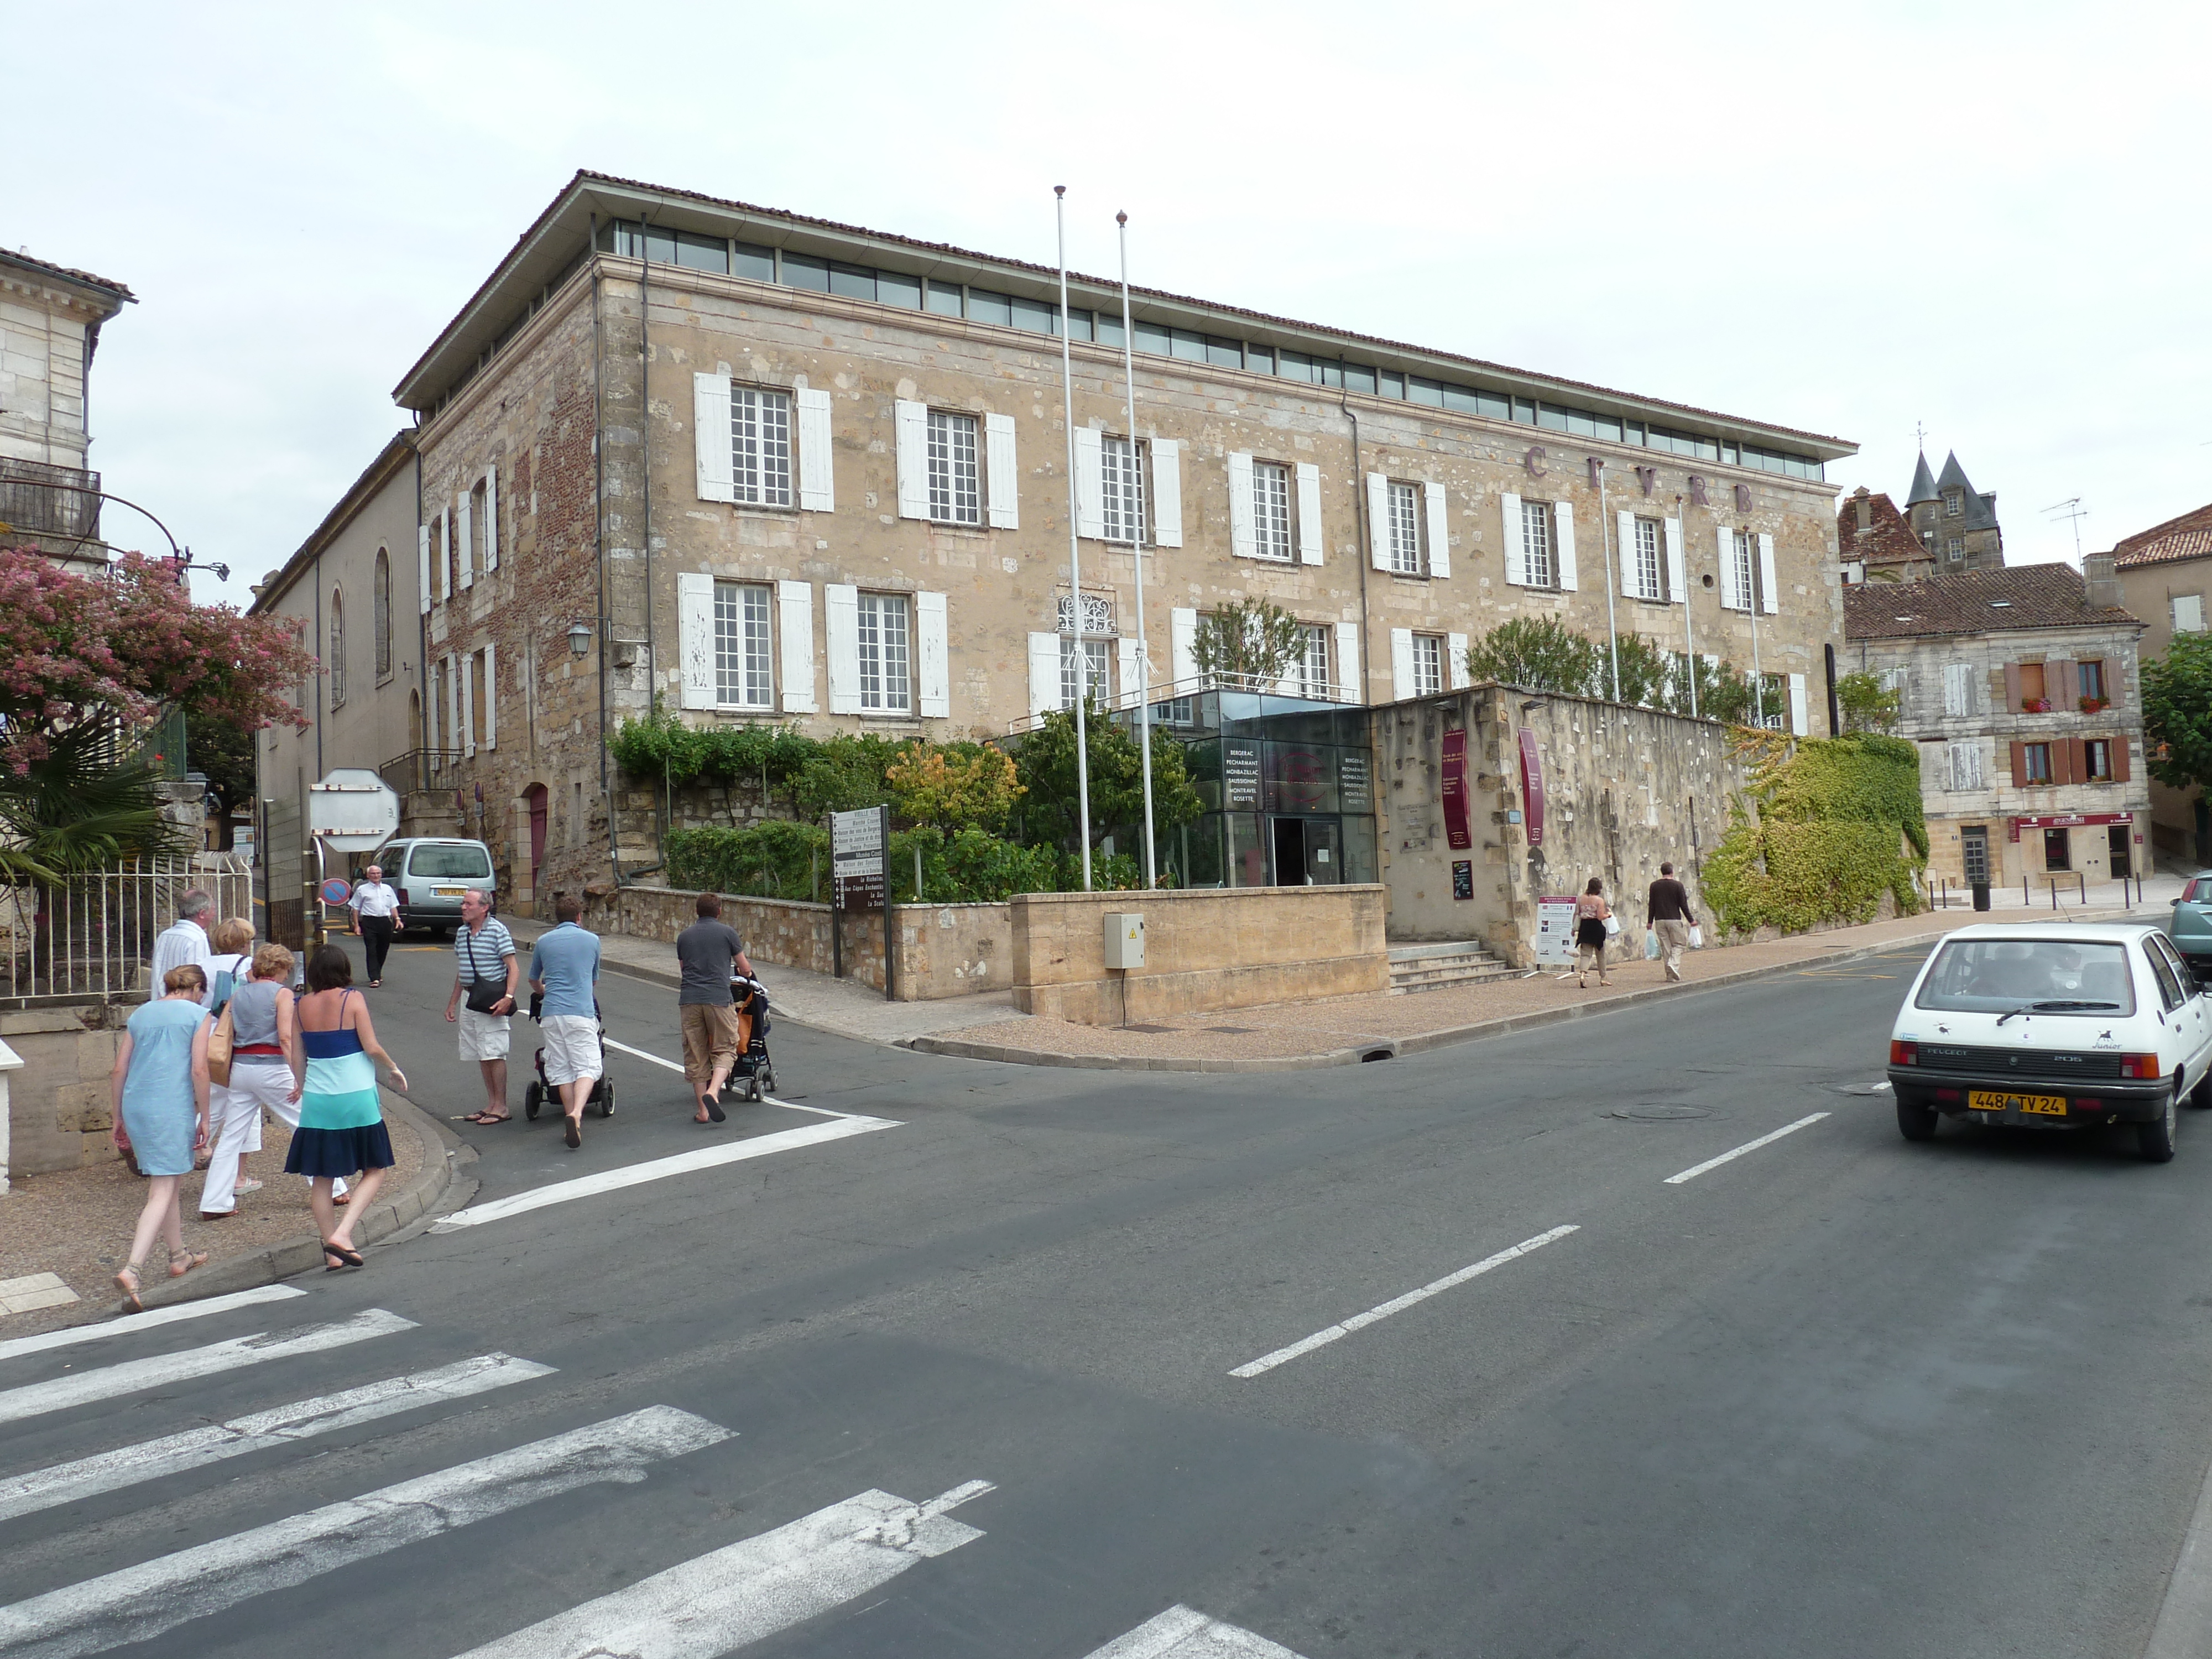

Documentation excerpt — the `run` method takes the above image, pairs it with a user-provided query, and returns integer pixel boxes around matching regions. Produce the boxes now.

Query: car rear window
[1914,938,2136,1015]
[406,844,492,880]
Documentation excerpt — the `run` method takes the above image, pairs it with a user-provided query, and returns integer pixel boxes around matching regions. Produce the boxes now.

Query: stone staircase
[1387,940,1521,994]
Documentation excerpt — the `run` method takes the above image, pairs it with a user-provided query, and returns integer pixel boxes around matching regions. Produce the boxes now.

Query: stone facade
[2111,504,2212,861]
[0,249,133,572]
[3,999,135,1178]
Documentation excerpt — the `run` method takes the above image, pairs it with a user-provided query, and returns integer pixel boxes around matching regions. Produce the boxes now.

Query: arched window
[328,589,346,710]
[373,548,392,680]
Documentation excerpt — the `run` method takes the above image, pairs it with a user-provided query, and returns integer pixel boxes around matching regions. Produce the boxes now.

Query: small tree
[1834,671,1901,734]
[1191,598,1304,689]
[1655,653,1759,726]
[1609,633,1676,709]
[886,741,1025,834]
[2144,633,2212,805]
[191,712,258,851]
[1013,702,1203,857]
[1462,616,1600,696]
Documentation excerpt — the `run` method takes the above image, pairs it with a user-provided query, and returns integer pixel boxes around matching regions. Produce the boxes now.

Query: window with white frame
[1520,500,1555,588]
[1631,516,1663,601]
[857,592,911,711]
[2177,594,2205,633]
[1729,530,1758,612]
[1300,625,1332,698]
[713,581,774,708]
[731,387,792,507]
[1386,481,1422,575]
[1060,637,1110,709]
[1947,740,1982,791]
[1946,536,1964,562]
[926,410,980,525]
[1412,634,1444,697]
[1943,661,1975,717]
[1251,460,1292,561]
[1102,435,1146,545]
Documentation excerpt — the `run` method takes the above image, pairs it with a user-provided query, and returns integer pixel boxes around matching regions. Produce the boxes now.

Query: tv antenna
[2042,497,2088,562]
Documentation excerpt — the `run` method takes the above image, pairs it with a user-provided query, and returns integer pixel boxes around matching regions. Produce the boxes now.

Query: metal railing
[0,458,101,541]
[0,855,253,1003]
[1001,672,1359,738]
[380,748,465,797]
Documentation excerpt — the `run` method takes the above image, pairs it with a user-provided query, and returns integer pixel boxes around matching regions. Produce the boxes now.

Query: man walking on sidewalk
[529,895,603,1150]
[348,864,401,987]
[1648,862,1699,984]
[149,889,214,1005]
[444,889,519,1125]
[675,892,754,1125]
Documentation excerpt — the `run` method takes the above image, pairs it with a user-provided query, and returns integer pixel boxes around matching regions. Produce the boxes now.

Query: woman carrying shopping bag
[1573,878,1616,989]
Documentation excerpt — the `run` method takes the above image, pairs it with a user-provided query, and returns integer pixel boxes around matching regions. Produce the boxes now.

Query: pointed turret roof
[1929,450,2000,530]
[1905,451,1939,507]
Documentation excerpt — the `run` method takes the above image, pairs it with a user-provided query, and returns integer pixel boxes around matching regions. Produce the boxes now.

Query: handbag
[459,926,512,1016]
[207,1003,236,1087]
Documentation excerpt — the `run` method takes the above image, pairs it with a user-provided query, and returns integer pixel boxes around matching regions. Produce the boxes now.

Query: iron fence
[380,748,465,797]
[0,458,102,542]
[0,855,253,1003]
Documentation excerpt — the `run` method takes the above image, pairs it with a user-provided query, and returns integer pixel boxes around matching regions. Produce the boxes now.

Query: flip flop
[465,1113,510,1125]
[564,1116,581,1149]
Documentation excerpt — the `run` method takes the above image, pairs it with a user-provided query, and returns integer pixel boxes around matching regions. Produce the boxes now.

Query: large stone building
[1843,561,2147,892]
[0,248,133,571]
[1902,450,2004,574]
[2110,498,2212,860]
[275,170,1856,915]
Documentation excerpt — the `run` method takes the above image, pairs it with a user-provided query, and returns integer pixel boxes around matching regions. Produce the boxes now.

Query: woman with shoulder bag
[1573,877,1616,990]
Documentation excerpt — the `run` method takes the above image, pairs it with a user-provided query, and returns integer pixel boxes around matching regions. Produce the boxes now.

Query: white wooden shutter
[1227,452,1256,560]
[460,650,476,758]
[778,579,816,713]
[825,584,860,714]
[1716,525,1742,611]
[1171,606,1198,690]
[985,412,1018,530]
[695,372,734,503]
[796,387,834,513]
[916,590,950,718]
[1500,492,1526,585]
[1944,661,1973,717]
[1117,636,1142,704]
[1424,481,1451,578]
[1448,632,1470,691]
[1663,516,1686,604]
[416,525,431,616]
[456,493,473,591]
[1788,671,1808,736]
[1334,621,1360,703]
[677,571,716,710]
[1554,500,1578,591]
[1074,426,1105,540]
[894,400,928,519]
[1296,462,1323,564]
[482,641,497,748]
[1757,531,1780,615]
[1027,632,1061,717]
[483,464,498,571]
[1366,473,1391,572]
[445,654,459,754]
[439,513,451,602]
[1618,510,1638,598]
[1151,439,1182,547]
[1390,628,1416,701]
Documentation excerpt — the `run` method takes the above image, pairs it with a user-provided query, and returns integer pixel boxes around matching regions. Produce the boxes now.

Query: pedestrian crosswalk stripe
[0,1285,307,1365]
[0,1353,556,1522]
[0,1405,730,1659]
[599,1035,859,1119]
[431,1114,900,1230]
[1084,1605,1312,1658]
[0,1308,418,1427]
[443,1479,993,1659]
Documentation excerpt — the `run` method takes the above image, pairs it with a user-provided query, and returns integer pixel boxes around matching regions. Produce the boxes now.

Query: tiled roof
[1838,489,1927,567]
[2111,501,2212,570]
[1843,563,2141,640]
[0,248,134,302]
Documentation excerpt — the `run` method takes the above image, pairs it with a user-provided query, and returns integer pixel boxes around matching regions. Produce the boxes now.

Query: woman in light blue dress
[109,963,215,1310]
[288,945,408,1268]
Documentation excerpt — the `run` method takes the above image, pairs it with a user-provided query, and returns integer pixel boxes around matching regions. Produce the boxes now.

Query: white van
[363,838,496,938]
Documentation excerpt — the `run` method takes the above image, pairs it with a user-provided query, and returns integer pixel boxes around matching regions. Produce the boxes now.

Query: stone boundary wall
[4,998,135,1178]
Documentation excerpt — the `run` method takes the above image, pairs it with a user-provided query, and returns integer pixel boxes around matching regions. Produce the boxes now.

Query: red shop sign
[1519,728,1545,847]
[2013,812,2133,830]
[1442,729,1472,851]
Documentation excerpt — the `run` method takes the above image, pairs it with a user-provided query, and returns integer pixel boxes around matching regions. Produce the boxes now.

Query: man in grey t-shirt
[674,891,754,1123]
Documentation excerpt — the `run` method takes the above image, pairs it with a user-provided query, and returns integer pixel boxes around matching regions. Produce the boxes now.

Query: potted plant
[2080,696,2109,713]
[2022,696,2052,713]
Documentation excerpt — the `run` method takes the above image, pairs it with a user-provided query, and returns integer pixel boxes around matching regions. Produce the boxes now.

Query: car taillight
[1890,1040,1917,1066]
[2074,1098,2104,1111]
[2119,1054,2163,1079]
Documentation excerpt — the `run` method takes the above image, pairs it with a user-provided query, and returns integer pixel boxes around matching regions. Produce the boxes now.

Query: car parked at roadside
[1886,922,2212,1162]
[359,837,496,938]
[2163,872,2212,984]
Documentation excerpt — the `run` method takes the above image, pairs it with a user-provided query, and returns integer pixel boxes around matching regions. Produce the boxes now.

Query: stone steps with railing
[1387,940,1520,993]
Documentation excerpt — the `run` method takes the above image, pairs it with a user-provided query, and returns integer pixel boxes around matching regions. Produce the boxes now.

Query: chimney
[1853,486,1872,533]
[2083,552,2122,609]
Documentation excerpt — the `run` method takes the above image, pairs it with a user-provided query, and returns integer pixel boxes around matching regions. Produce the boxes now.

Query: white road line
[432,1115,899,1230]
[0,1285,307,1365]
[444,1478,992,1658]
[1086,1605,1311,1658]
[1230,1225,1579,1380]
[0,1353,555,1522]
[0,1308,418,1427]
[0,1405,729,1659]
[601,1035,852,1118]
[603,1036,685,1072]
[1661,1112,1832,1185]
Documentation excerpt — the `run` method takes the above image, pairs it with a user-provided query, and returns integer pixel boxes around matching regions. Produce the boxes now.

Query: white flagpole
[1056,186,1093,891]
[1118,211,1158,890]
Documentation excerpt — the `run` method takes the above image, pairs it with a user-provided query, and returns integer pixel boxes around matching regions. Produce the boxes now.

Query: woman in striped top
[286,944,409,1268]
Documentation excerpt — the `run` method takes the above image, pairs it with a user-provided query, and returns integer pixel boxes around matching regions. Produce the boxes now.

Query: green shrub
[665,821,831,901]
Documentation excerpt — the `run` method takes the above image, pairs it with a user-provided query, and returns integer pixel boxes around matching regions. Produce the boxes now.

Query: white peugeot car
[1886,922,2212,1163]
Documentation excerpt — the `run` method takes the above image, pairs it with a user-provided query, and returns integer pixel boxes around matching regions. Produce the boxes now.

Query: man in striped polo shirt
[443,889,520,1125]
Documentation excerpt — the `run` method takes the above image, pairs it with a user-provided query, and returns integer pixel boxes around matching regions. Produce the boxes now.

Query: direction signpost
[830,806,893,1001]
[306,769,399,948]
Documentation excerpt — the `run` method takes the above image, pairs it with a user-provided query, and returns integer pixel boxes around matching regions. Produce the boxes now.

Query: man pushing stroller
[674,892,755,1124]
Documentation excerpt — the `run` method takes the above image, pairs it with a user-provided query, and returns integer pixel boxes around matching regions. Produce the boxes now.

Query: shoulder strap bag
[207,1002,235,1087]
[460,927,511,1015]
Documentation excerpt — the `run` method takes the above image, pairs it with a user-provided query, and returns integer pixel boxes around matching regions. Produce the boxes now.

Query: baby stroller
[729,974,776,1103]
[521,993,617,1121]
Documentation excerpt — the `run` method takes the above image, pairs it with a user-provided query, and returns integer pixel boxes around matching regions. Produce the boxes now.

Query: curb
[132,1088,471,1314]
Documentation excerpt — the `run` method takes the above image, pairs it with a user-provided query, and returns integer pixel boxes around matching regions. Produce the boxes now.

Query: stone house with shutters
[2110,499,2212,862]
[1,248,134,572]
[317,170,1853,910]
[1843,561,2147,892]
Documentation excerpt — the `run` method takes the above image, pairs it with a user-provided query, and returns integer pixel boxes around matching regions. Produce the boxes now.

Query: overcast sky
[12,1,2206,608]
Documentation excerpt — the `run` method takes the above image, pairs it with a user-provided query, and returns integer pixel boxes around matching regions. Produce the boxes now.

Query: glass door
[1304,817,1343,883]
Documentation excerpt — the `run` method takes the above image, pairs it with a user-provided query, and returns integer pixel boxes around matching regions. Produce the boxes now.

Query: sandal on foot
[564,1116,581,1149]
[466,1112,510,1125]
[114,1265,143,1312]
[706,1096,726,1123]
[331,1192,349,1206]
[322,1240,364,1269]
[168,1249,209,1280]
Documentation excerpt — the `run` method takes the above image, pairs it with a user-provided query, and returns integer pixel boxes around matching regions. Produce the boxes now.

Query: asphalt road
[6,935,2212,1658]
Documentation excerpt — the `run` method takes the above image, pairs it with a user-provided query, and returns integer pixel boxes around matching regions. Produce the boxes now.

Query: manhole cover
[1611,1104,1713,1121]
[1832,1081,1893,1096]
[1123,1024,1182,1034]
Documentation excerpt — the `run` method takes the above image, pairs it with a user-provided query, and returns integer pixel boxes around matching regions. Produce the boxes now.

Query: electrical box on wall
[1103,912,1145,969]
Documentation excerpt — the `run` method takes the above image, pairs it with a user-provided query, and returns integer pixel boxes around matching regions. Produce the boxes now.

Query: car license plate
[434,886,465,897]
[1968,1090,2067,1116]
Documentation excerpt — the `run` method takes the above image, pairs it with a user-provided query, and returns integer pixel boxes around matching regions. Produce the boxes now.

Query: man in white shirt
[148,889,215,1005]
[348,862,402,987]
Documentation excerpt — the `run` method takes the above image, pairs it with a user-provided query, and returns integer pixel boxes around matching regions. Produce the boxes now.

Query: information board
[1452,859,1474,901]
[1222,741,1261,809]
[1339,751,1372,812]
[1535,895,1579,966]
[831,807,885,911]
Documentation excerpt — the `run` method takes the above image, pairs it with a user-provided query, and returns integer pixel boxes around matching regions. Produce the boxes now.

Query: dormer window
[1944,491,1964,517]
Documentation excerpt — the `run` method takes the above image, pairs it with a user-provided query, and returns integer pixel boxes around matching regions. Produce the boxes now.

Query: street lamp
[568,621,593,657]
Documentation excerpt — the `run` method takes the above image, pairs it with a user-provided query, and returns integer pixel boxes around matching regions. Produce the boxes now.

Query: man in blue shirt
[528,895,603,1149]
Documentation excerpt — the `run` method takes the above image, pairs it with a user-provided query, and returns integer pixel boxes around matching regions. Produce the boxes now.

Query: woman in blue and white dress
[109,963,215,1309]
[286,945,409,1268]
